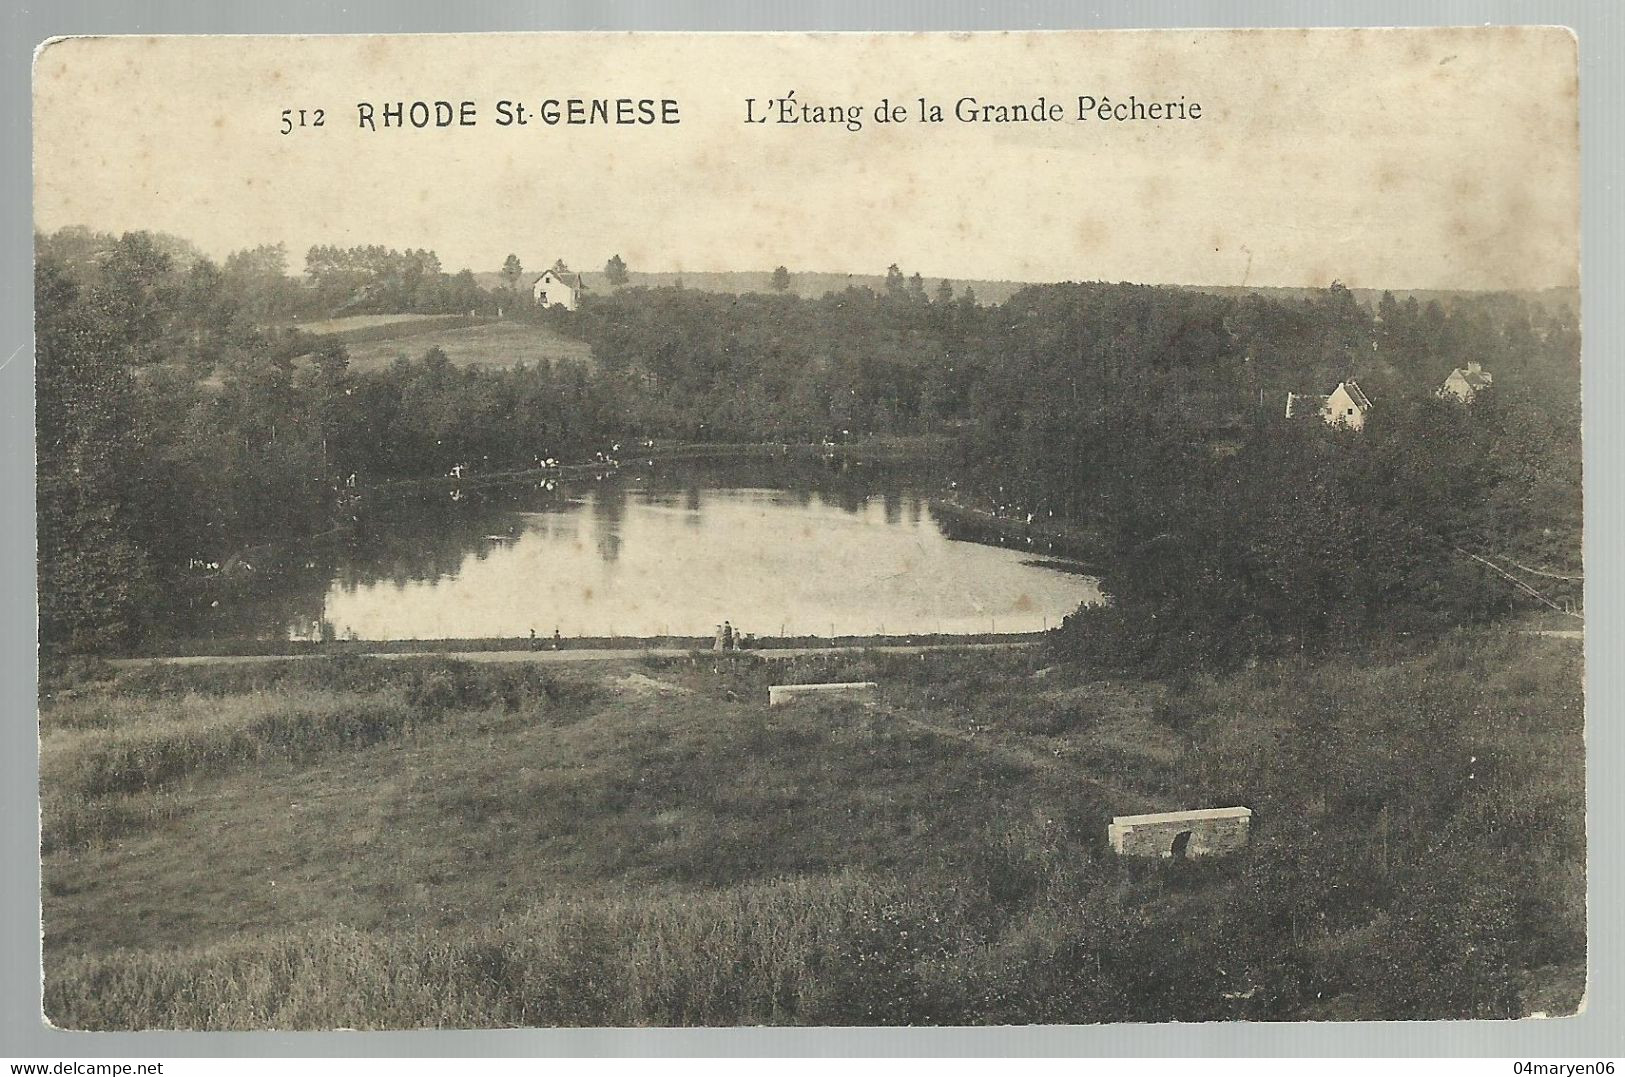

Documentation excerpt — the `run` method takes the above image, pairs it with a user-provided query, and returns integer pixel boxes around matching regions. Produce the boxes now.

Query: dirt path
[108,641,1040,669]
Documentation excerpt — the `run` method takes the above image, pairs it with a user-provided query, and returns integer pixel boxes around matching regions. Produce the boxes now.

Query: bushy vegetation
[41,634,1584,1028]
[1058,386,1581,670]
[301,245,495,318]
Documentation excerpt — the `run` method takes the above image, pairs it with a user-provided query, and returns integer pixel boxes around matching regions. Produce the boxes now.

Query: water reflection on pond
[194,459,1102,642]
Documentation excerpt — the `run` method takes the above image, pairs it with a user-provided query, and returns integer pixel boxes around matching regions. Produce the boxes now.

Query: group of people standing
[713,620,752,651]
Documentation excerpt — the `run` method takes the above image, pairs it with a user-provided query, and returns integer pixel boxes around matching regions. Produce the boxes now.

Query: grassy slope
[40,631,1584,1028]
[195,318,590,389]
[42,651,1119,953]
[334,319,593,373]
[280,314,452,335]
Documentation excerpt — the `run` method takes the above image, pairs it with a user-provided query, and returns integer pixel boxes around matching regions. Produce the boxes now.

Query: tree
[36,257,158,649]
[308,339,353,476]
[935,279,955,304]
[301,243,486,316]
[312,337,350,382]
[223,243,298,323]
[501,254,524,292]
[771,265,791,293]
[552,258,571,276]
[885,263,908,301]
[604,254,629,286]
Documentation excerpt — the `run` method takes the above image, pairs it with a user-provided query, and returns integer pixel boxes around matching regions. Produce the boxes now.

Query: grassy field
[40,629,1585,1028]
[283,314,454,336]
[336,319,594,373]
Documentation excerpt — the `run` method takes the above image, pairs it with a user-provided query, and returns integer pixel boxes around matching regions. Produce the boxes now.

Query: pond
[179,457,1102,642]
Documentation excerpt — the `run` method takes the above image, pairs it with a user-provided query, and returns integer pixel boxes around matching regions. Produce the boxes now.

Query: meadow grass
[282,313,454,336]
[40,658,597,854]
[340,320,594,373]
[40,630,1586,1027]
[45,872,958,1029]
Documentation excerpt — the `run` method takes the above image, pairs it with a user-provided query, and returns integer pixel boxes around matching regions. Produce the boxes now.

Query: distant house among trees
[1286,379,1372,430]
[1439,361,1494,403]
[532,268,583,310]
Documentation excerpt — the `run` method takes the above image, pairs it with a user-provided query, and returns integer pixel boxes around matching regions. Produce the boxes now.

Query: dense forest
[35,229,1581,659]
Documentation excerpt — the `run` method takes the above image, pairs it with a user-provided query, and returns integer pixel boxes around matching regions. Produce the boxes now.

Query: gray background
[1,0,1617,1058]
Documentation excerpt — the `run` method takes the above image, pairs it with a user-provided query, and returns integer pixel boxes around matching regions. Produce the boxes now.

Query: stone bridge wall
[768,681,879,706]
[1108,807,1252,859]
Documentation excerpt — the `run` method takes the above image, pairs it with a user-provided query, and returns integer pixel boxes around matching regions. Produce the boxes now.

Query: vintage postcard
[33,29,1582,1028]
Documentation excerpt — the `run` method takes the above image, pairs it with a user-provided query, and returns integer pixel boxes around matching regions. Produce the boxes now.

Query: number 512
[280,108,325,134]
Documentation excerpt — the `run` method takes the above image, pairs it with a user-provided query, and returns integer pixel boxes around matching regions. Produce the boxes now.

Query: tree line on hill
[35,227,1580,657]
[1057,386,1580,670]
[38,228,503,327]
[952,282,1580,667]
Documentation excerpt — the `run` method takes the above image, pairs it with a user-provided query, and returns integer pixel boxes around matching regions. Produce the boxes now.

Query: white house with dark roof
[531,268,583,310]
[1439,361,1494,403]
[1285,379,1372,430]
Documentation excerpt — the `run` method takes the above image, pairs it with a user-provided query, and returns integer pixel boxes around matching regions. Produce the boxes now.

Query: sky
[32,29,1579,291]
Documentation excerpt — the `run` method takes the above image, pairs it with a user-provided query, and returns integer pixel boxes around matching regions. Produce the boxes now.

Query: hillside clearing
[339,319,594,372]
[281,313,450,335]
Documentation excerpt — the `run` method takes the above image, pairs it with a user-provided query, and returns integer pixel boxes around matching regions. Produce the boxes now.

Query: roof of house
[533,269,583,288]
[1338,380,1372,410]
[1449,367,1494,390]
[1110,806,1253,827]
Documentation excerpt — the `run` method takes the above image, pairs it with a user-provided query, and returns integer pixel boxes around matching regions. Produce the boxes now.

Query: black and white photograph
[31,28,1583,1029]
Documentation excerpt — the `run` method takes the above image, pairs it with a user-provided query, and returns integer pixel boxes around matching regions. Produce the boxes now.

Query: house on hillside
[532,268,583,311]
[1439,361,1494,403]
[1285,379,1372,430]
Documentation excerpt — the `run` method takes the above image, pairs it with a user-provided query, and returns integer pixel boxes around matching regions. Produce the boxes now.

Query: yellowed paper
[35,30,1583,1030]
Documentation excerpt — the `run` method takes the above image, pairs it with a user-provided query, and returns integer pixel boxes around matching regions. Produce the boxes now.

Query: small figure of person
[723,620,734,651]
[529,628,538,650]
[552,627,562,650]
[713,624,725,652]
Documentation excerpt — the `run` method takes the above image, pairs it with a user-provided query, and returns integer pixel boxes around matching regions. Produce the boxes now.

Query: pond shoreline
[179,436,956,587]
[103,638,1047,667]
[106,630,1053,661]
[130,438,1105,660]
